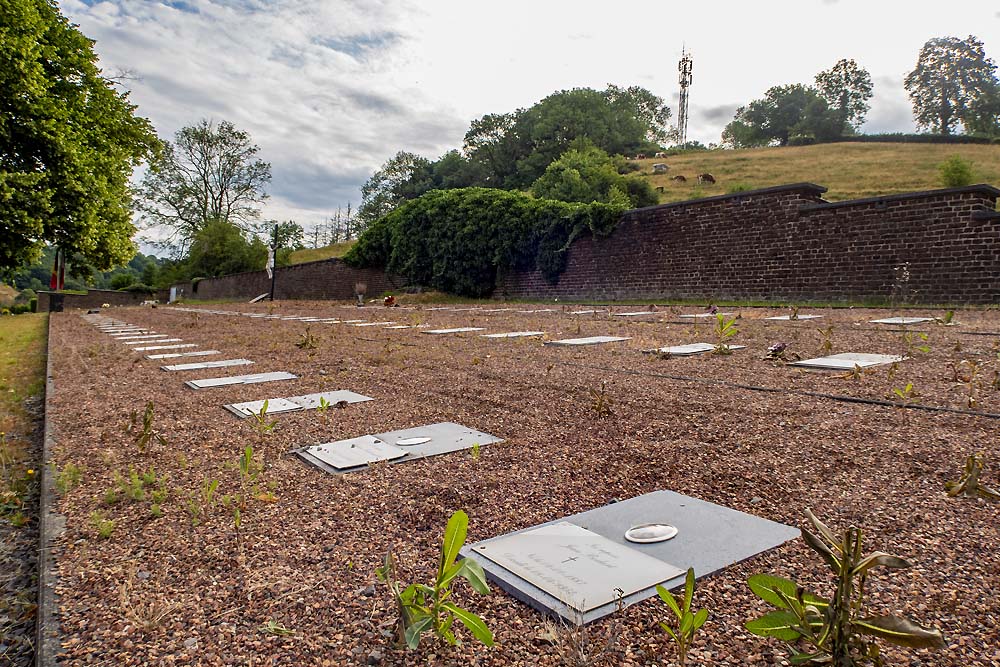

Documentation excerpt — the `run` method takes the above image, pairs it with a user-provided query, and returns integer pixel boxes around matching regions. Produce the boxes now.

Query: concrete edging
[36,312,64,667]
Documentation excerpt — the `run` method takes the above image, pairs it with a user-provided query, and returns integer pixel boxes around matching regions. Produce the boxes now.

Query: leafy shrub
[938,154,974,187]
[836,132,998,145]
[345,188,624,296]
[109,273,136,289]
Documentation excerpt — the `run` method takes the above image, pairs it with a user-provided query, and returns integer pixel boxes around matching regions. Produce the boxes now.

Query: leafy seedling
[589,382,613,418]
[295,327,318,350]
[712,313,738,355]
[128,401,167,453]
[945,453,999,500]
[375,510,493,649]
[746,509,944,665]
[657,568,709,667]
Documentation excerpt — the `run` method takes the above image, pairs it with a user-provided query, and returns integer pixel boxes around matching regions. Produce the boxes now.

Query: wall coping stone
[799,184,1000,214]
[623,182,829,217]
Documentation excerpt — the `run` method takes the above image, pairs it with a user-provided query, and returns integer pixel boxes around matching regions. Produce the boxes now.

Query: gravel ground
[45,302,1000,666]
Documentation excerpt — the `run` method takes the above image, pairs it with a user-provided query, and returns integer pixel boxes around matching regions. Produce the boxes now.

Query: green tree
[0,0,160,275]
[463,113,519,186]
[109,273,135,290]
[604,84,674,144]
[814,59,874,132]
[721,85,840,147]
[531,144,657,208]
[938,154,974,187]
[185,219,267,278]
[356,151,431,232]
[904,35,999,135]
[139,120,271,251]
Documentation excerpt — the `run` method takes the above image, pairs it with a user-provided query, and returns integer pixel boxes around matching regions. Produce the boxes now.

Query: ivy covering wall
[343,188,624,297]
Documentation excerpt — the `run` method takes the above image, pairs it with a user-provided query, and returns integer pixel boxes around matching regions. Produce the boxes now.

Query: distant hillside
[287,241,355,265]
[636,142,1000,203]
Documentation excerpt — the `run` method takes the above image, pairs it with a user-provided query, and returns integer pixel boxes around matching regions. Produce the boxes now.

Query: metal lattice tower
[676,48,693,146]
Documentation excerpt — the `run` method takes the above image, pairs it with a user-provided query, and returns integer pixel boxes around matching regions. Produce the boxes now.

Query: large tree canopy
[0,0,160,274]
[904,35,999,135]
[814,59,874,132]
[721,84,841,148]
[138,119,271,252]
[531,144,658,208]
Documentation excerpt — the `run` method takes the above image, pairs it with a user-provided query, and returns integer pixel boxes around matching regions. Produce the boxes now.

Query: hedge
[789,133,999,146]
[344,188,624,297]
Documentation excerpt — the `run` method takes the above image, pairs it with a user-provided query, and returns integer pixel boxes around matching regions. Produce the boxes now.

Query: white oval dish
[396,437,432,446]
[624,523,678,543]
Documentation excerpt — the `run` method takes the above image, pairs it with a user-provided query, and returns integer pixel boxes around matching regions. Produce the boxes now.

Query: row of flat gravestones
[77,307,927,624]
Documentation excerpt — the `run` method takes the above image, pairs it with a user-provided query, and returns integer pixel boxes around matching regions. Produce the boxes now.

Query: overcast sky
[62,0,999,242]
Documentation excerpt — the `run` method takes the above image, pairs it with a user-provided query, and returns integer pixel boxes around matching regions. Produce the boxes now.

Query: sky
[61,0,1000,246]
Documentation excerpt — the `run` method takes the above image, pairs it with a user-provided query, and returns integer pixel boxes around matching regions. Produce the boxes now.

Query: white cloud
[60,0,999,244]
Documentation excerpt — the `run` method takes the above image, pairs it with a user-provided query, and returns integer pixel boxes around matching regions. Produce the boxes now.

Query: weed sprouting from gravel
[296,328,319,350]
[89,510,116,539]
[54,462,82,495]
[946,453,999,500]
[588,382,613,418]
[658,569,708,667]
[126,401,167,454]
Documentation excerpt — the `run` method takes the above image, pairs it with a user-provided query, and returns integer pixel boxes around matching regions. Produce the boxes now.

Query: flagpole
[269,223,278,301]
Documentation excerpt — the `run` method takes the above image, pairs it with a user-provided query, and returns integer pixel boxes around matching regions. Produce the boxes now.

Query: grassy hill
[636,142,1000,204]
[286,241,355,265]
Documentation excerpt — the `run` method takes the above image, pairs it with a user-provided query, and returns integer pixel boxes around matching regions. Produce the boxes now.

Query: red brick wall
[175,258,403,301]
[38,288,168,311]
[497,183,1000,304]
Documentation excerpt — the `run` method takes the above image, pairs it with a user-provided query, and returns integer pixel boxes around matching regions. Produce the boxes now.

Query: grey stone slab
[869,317,933,325]
[790,352,906,370]
[145,350,221,359]
[423,327,486,334]
[570,310,606,315]
[161,359,254,372]
[765,315,823,321]
[124,337,181,345]
[517,309,556,313]
[307,436,409,469]
[652,343,747,356]
[545,336,630,346]
[481,331,546,339]
[679,312,734,318]
[133,343,197,351]
[295,422,502,474]
[111,333,165,340]
[353,321,394,327]
[384,325,412,329]
[185,371,297,389]
[615,311,659,317]
[287,390,373,410]
[471,522,683,614]
[223,397,304,417]
[461,490,799,624]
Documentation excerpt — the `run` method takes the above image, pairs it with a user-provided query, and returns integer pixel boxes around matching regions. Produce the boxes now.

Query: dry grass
[0,284,19,307]
[286,241,356,265]
[0,313,47,459]
[637,142,1000,203]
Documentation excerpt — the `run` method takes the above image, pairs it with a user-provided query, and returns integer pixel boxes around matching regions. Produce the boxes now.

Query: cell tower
[676,47,693,146]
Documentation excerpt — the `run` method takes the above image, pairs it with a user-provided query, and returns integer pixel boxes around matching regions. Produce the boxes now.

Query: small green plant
[127,401,167,453]
[789,305,800,320]
[295,327,318,350]
[945,453,999,500]
[55,462,83,495]
[470,441,481,461]
[712,313,738,355]
[588,381,613,417]
[187,477,220,526]
[938,154,974,187]
[818,326,834,355]
[9,510,28,527]
[935,310,956,326]
[891,382,919,406]
[89,510,116,539]
[316,396,330,416]
[259,620,295,636]
[746,509,944,666]
[250,400,278,435]
[835,364,864,382]
[375,510,493,649]
[149,504,163,518]
[657,568,709,667]
[899,331,930,357]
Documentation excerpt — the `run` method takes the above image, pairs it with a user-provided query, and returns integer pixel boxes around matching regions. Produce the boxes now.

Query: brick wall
[38,288,169,312]
[174,258,403,301]
[497,183,1000,304]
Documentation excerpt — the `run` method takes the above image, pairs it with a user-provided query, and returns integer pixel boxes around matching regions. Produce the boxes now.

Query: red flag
[50,249,58,290]
[58,249,65,290]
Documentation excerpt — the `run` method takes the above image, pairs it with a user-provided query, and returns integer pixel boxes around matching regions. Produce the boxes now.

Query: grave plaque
[791,352,905,370]
[124,338,181,344]
[546,336,630,346]
[185,371,297,389]
[471,522,683,613]
[615,311,658,317]
[482,331,546,338]
[288,390,372,409]
[678,312,734,318]
[570,310,605,315]
[869,317,933,325]
[765,315,822,321]
[462,490,799,624]
[653,343,748,356]
[306,436,408,469]
[423,327,486,334]
[146,350,221,359]
[161,359,254,372]
[112,334,166,340]
[134,343,197,351]
[384,325,412,329]
[353,322,393,327]
[224,397,304,416]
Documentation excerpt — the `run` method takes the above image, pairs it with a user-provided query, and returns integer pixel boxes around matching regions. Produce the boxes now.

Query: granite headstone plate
[482,331,546,338]
[423,327,486,334]
[545,336,631,346]
[146,350,221,359]
[615,311,659,317]
[223,397,304,417]
[134,343,197,351]
[678,313,734,318]
[185,371,297,389]
[125,338,182,345]
[570,310,606,315]
[295,422,503,474]
[471,522,683,613]
[306,436,409,469]
[161,359,254,372]
[652,343,747,356]
[790,352,906,370]
[869,317,933,325]
[112,334,166,340]
[287,390,372,410]
[462,490,799,624]
[765,315,823,321]
[353,322,394,327]
[384,325,412,329]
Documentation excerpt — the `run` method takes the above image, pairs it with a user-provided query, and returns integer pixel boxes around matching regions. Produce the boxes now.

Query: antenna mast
[677,47,693,146]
